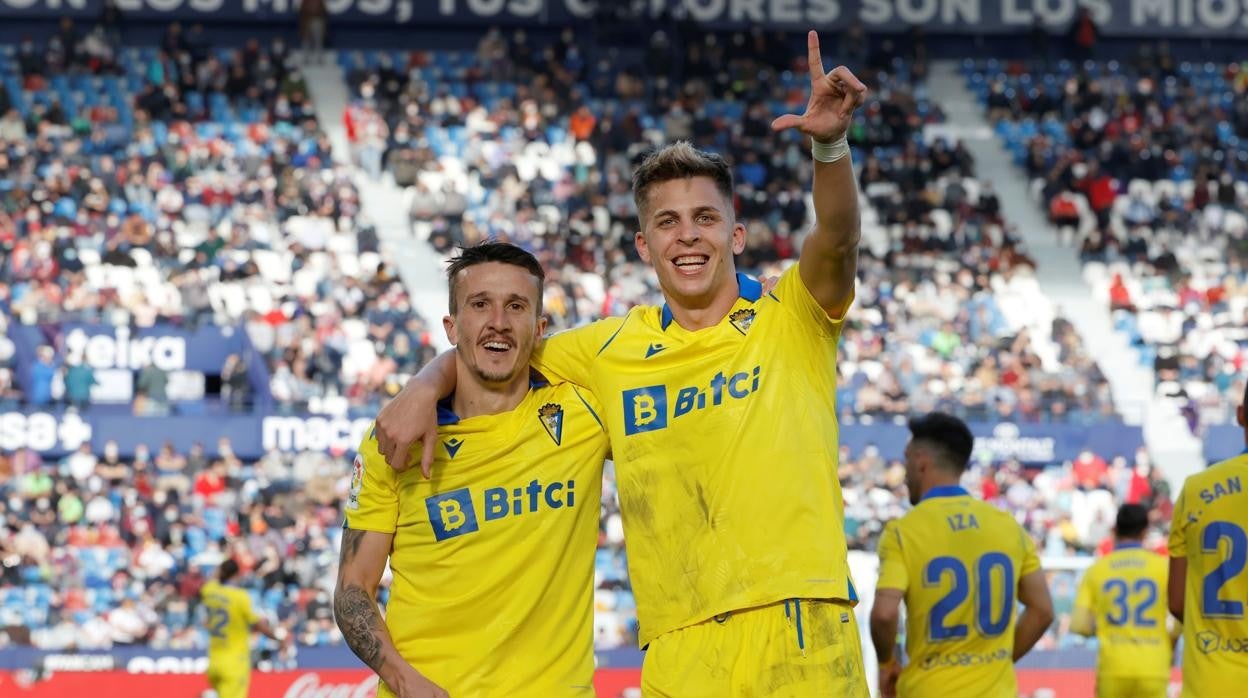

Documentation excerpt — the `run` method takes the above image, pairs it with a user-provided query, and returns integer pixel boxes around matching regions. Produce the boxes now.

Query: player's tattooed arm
[336,582,384,671]
[334,528,449,696]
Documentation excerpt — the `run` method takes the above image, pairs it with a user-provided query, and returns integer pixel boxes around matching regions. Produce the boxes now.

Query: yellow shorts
[206,666,250,698]
[1097,675,1168,698]
[641,598,868,698]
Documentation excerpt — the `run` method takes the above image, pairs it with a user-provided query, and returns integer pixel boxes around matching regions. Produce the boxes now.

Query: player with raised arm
[334,243,609,697]
[372,30,870,696]
[1169,380,1248,698]
[1071,503,1176,698]
[869,413,1054,698]
[201,558,288,698]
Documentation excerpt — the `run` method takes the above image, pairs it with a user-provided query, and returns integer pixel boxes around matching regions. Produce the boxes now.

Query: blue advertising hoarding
[0,0,1245,37]
[1203,424,1245,464]
[0,409,1144,462]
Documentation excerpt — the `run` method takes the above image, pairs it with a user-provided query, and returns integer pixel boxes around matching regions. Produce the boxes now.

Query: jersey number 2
[206,607,230,639]
[925,553,1015,641]
[1202,521,1247,618]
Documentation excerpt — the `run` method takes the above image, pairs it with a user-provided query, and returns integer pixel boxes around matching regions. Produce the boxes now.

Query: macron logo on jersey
[645,343,666,358]
[622,365,762,436]
[444,438,465,459]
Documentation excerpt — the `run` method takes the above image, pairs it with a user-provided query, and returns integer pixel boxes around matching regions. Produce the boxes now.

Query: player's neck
[451,368,529,420]
[664,283,740,331]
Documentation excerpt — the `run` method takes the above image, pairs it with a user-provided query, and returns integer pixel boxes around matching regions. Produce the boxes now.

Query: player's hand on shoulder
[375,382,440,478]
[759,274,780,296]
[771,30,868,143]
[390,666,451,698]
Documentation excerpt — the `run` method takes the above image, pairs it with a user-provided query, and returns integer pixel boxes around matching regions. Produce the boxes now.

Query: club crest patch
[539,403,564,446]
[729,308,756,335]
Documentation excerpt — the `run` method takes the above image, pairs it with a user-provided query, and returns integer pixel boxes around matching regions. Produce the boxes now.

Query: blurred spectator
[298,0,329,65]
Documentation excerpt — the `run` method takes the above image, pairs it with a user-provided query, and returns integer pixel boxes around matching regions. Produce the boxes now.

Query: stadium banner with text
[8,323,246,375]
[0,411,1144,461]
[1204,424,1245,464]
[1,0,1247,37]
[839,421,1144,464]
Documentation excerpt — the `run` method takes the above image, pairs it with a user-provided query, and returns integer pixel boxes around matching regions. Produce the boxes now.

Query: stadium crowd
[0,21,434,417]
[971,55,1248,427]
[0,19,1207,664]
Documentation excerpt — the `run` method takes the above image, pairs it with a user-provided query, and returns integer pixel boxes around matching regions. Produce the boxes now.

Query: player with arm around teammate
[869,413,1054,698]
[1168,380,1248,697]
[370,31,871,697]
[334,243,609,697]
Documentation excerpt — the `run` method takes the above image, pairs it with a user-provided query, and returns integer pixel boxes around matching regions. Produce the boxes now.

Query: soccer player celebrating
[375,31,870,695]
[201,558,289,698]
[335,243,609,697]
[1169,381,1248,698]
[1071,504,1176,698]
[869,413,1054,698]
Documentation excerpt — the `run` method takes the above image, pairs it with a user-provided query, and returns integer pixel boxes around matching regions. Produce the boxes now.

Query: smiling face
[443,261,546,387]
[635,176,746,313]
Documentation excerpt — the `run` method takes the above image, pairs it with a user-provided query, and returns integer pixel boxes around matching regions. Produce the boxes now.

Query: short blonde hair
[631,141,735,222]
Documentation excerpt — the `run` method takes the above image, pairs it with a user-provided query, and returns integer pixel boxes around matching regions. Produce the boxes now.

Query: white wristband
[811,136,850,163]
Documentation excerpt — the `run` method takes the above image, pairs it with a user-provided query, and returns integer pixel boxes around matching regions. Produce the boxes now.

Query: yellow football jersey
[201,580,259,670]
[532,265,855,646]
[344,383,609,698]
[876,486,1041,698]
[1072,544,1173,680]
[1168,451,1248,698]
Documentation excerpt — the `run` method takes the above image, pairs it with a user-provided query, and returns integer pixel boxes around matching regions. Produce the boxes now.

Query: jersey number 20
[925,553,1015,641]
[1202,521,1247,618]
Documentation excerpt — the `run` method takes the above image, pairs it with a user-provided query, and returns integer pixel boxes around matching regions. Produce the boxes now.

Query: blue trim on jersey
[1114,541,1144,550]
[794,599,805,651]
[597,317,629,355]
[660,273,763,330]
[572,386,604,432]
[848,579,859,603]
[737,272,763,302]
[436,398,460,426]
[920,485,970,502]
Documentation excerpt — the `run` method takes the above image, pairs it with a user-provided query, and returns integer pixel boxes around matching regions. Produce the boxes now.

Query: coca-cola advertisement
[0,669,647,697]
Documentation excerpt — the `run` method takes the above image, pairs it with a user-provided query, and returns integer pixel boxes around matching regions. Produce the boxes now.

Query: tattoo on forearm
[335,584,384,673]
[340,527,366,566]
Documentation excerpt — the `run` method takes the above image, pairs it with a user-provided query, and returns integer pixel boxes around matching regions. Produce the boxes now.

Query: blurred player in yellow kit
[1169,381,1248,698]
[374,30,872,696]
[334,243,609,697]
[870,413,1054,698]
[201,558,287,698]
[1072,504,1177,698]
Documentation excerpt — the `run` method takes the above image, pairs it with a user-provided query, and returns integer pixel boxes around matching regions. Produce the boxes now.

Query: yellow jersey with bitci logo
[533,264,856,647]
[344,384,608,697]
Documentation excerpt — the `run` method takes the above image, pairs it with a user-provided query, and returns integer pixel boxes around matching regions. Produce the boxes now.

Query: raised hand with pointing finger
[771,30,868,143]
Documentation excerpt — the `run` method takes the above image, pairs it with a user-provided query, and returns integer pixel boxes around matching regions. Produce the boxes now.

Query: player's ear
[635,229,652,264]
[731,220,747,255]
[535,314,548,340]
[442,315,458,346]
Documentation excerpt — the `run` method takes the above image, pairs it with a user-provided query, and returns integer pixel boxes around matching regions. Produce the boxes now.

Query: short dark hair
[908,412,976,474]
[445,242,545,315]
[218,557,240,583]
[632,141,735,223]
[1115,504,1150,539]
